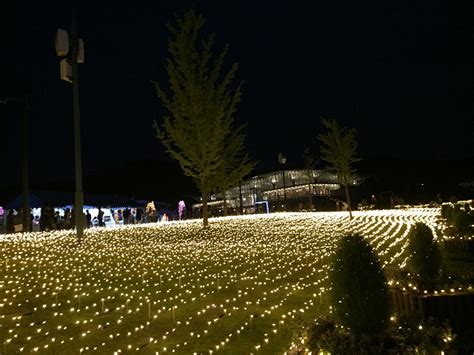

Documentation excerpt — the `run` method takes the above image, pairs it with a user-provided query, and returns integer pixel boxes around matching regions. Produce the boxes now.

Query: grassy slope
[0,209,439,354]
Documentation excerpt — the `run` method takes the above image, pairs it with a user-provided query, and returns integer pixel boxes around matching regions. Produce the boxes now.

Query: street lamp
[278,153,287,210]
[55,14,85,241]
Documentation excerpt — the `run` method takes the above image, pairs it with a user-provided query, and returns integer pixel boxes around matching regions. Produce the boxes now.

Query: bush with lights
[453,209,472,233]
[445,205,454,223]
[1,208,463,353]
[329,234,389,336]
[305,315,454,354]
[406,223,442,287]
[440,204,449,219]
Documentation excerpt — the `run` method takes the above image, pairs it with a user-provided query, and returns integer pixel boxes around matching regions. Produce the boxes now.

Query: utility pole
[71,15,84,241]
[55,12,85,241]
[21,97,30,232]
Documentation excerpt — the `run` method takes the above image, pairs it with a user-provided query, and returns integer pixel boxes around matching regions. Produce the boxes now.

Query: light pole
[1,97,30,232]
[55,13,85,241]
[278,153,287,210]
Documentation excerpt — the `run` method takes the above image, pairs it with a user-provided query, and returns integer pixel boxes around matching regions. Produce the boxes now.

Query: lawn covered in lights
[0,209,441,354]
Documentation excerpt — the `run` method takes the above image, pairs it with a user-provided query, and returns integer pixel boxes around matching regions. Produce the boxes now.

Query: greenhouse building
[192,169,361,216]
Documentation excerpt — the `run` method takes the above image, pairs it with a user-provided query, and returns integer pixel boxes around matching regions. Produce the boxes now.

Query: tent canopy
[5,191,169,210]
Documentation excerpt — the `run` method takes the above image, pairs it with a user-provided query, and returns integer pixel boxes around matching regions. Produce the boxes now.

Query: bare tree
[318,117,360,219]
[153,11,243,227]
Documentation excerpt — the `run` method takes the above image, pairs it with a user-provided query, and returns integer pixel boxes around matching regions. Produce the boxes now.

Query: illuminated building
[193,169,361,215]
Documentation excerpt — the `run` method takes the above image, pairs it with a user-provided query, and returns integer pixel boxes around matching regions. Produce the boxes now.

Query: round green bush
[445,205,453,223]
[407,223,442,282]
[330,235,389,336]
[453,210,471,232]
[452,205,461,222]
[440,204,449,219]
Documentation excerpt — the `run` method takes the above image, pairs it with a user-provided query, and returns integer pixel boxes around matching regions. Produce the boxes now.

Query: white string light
[1,208,454,353]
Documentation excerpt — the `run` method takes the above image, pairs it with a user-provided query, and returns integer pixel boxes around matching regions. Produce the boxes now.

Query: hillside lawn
[0,209,441,354]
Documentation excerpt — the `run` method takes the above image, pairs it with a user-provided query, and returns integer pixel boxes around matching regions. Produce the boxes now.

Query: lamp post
[55,13,85,241]
[278,153,287,210]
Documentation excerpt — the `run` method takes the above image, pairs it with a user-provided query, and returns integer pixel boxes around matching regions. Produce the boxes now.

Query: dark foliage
[330,235,389,336]
[306,316,453,354]
[445,205,453,223]
[452,328,474,354]
[407,223,442,284]
[453,209,471,232]
[440,204,449,219]
[452,204,461,218]
[306,317,338,352]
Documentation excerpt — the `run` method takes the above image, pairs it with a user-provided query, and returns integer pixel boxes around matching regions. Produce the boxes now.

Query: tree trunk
[306,172,314,211]
[223,191,228,216]
[239,182,244,215]
[344,184,353,220]
[201,187,209,227]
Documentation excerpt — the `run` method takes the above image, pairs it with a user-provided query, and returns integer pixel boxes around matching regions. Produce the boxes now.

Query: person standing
[136,208,143,224]
[39,205,47,231]
[70,208,76,230]
[54,210,60,229]
[86,210,92,228]
[97,207,104,227]
[29,210,33,232]
[6,210,14,233]
[123,208,130,225]
[64,208,71,229]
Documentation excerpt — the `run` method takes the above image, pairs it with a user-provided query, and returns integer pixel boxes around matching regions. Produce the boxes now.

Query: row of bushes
[330,224,442,334]
[306,316,453,354]
[441,203,472,232]
[303,223,459,353]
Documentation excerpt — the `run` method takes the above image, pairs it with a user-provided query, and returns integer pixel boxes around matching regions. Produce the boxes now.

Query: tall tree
[302,147,317,210]
[213,125,255,216]
[152,11,243,227]
[318,117,360,219]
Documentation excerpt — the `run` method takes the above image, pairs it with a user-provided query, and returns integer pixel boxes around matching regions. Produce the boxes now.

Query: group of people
[1,203,180,234]
[3,208,27,233]
[87,207,169,227]
[39,205,77,231]
[1,205,78,233]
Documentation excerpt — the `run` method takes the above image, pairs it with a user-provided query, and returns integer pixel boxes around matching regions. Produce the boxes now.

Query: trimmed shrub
[440,204,449,219]
[330,235,389,336]
[453,210,471,232]
[446,205,453,223]
[306,317,383,354]
[306,316,454,354]
[306,317,340,352]
[452,205,461,222]
[407,223,442,283]
[397,197,405,205]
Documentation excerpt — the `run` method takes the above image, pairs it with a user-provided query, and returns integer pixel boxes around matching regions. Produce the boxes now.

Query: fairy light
[1,208,460,353]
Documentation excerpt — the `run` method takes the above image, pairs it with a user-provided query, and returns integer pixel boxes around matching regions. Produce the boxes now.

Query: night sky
[1,1,473,188]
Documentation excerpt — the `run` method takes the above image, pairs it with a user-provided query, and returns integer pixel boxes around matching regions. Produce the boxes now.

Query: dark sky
[1,1,473,187]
